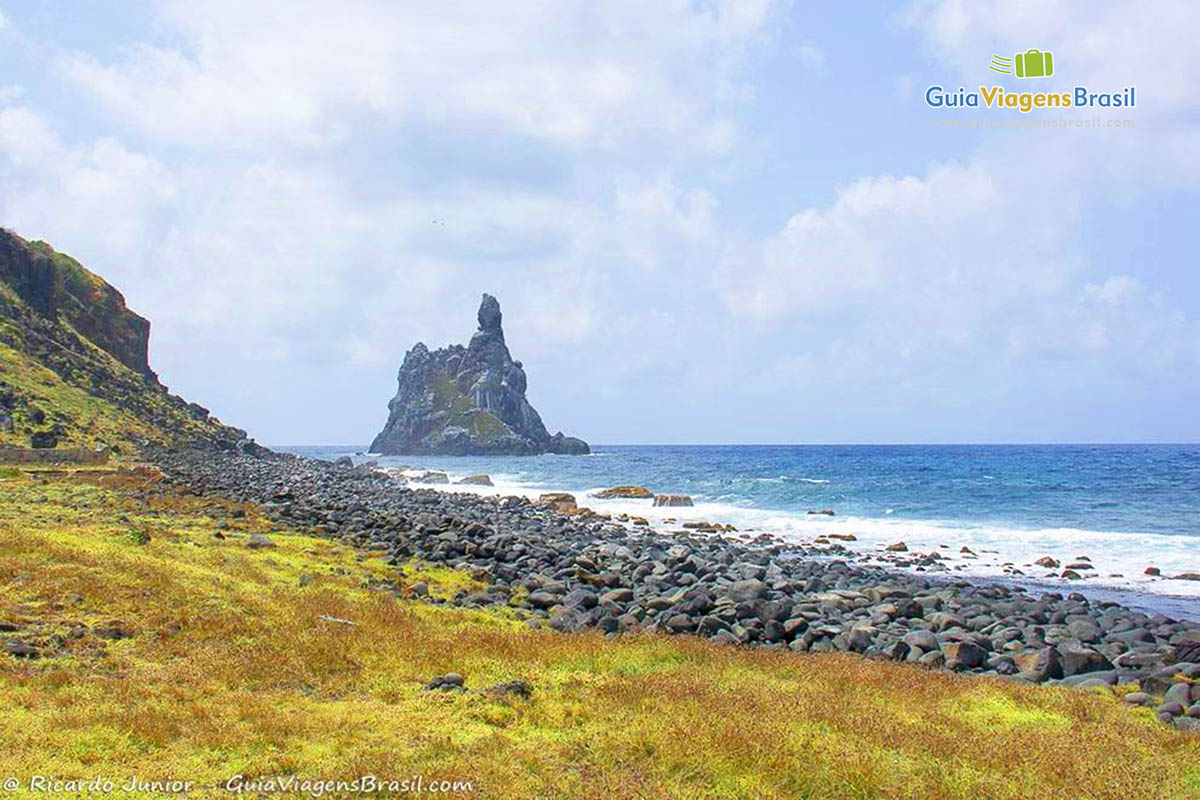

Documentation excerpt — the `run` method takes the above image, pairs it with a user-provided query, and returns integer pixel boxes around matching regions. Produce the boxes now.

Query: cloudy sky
[1,1,1196,445]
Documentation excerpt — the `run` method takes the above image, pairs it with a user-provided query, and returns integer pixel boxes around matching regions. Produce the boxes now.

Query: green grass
[0,471,1197,799]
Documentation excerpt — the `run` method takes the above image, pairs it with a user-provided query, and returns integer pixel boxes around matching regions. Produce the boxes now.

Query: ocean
[277,444,1200,618]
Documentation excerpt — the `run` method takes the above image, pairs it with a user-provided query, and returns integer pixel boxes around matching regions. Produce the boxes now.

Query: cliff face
[0,227,260,453]
[370,294,589,456]
[0,230,154,379]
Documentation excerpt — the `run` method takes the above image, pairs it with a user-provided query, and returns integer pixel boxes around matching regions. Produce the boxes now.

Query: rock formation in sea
[370,294,589,456]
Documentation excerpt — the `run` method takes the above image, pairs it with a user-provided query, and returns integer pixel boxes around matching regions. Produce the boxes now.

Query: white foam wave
[396,468,1200,607]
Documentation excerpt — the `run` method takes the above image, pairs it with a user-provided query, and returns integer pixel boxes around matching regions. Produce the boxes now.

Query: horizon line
[269,441,1200,449]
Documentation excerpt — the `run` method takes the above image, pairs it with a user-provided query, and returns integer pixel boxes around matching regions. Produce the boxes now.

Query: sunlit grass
[0,472,1197,799]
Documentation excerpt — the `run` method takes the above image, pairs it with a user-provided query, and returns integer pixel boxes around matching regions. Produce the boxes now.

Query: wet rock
[457,474,493,486]
[653,494,694,507]
[594,486,653,499]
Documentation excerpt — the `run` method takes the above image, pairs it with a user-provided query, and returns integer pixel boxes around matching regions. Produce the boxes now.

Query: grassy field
[1,467,1198,799]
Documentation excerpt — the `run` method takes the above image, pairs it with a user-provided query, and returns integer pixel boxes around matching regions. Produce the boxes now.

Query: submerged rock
[370,294,588,456]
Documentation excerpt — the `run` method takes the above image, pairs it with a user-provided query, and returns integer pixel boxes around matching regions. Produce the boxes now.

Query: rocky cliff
[0,230,154,379]
[0,227,261,453]
[370,294,589,455]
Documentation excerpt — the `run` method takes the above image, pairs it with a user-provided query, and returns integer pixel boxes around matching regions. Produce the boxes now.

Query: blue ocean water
[279,444,1200,612]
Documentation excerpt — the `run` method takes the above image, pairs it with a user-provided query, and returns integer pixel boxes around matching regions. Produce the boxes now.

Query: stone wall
[0,446,111,465]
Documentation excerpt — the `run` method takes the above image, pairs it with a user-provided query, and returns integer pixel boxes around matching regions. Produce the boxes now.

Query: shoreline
[340,454,1200,621]
[150,446,1200,731]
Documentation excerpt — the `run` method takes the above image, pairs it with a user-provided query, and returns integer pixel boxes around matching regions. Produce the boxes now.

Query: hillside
[0,229,259,453]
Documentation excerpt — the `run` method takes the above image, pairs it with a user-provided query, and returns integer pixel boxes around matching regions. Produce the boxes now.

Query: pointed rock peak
[477,293,503,335]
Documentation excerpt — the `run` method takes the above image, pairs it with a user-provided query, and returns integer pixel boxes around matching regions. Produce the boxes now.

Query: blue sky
[1,1,1196,445]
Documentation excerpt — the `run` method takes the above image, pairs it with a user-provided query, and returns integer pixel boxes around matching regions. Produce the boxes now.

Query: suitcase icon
[1014,49,1053,78]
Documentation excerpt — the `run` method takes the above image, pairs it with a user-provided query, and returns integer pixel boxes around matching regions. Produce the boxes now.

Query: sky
[0,1,1197,445]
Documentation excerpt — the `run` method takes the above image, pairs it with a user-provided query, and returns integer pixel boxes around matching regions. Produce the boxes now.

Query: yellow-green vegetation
[428,373,513,444]
[0,338,160,449]
[1,471,1198,799]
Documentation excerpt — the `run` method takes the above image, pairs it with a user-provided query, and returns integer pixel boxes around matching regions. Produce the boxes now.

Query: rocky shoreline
[150,447,1200,730]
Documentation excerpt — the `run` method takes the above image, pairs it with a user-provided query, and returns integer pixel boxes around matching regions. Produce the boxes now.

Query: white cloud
[1,0,1197,443]
[718,1,1200,406]
[61,1,775,154]
[0,10,8,31]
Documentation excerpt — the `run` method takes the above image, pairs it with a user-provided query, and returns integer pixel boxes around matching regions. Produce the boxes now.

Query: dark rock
[369,294,588,456]
[247,533,277,549]
[457,474,494,486]
[4,640,39,658]
[1157,702,1185,717]
[424,672,466,691]
[30,430,58,449]
[653,494,694,507]
[726,580,768,603]
[563,588,599,609]
[1164,682,1194,707]
[1058,646,1113,677]
[1013,646,1063,681]
[1169,641,1200,664]
[93,621,134,640]
[942,641,989,670]
[600,588,634,605]
[903,630,939,652]
[806,509,835,517]
[594,485,654,499]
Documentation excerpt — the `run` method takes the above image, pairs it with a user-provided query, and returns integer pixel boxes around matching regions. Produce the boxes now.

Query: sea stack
[370,294,589,456]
